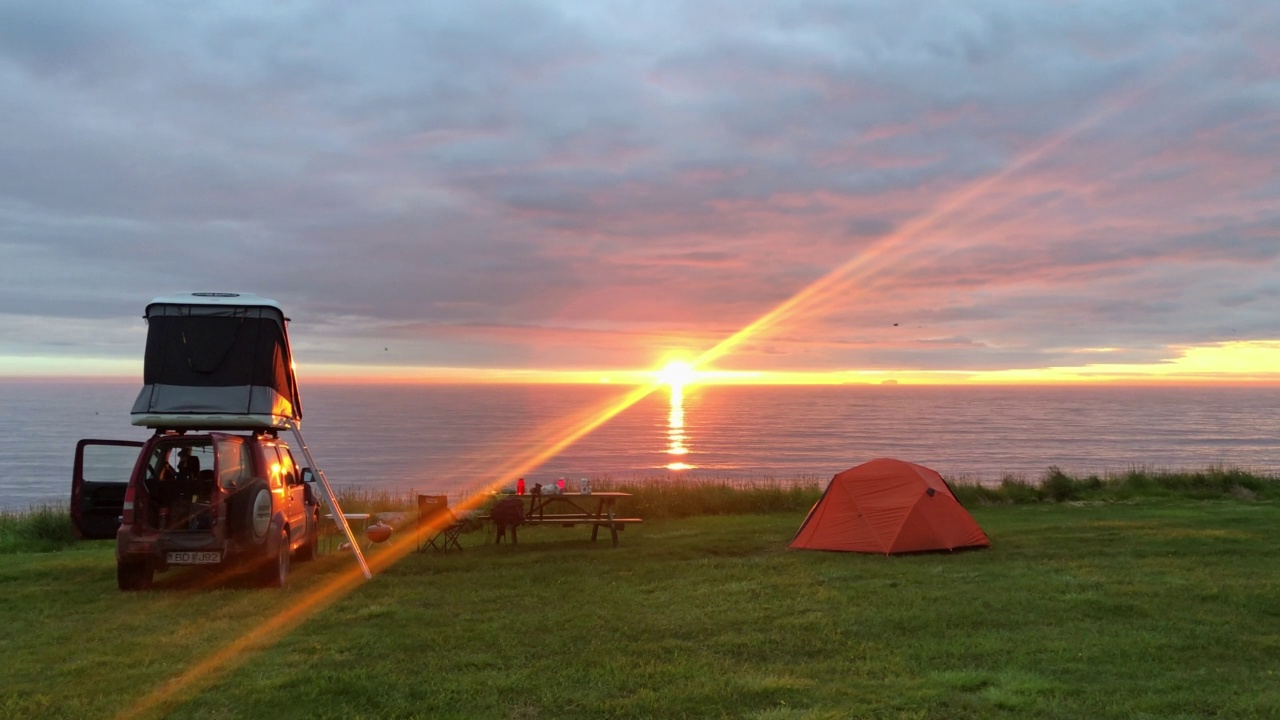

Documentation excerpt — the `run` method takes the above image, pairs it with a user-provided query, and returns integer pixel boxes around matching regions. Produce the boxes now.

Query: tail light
[122,483,136,525]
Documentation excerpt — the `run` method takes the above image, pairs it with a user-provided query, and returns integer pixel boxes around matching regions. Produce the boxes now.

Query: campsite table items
[498,492,640,547]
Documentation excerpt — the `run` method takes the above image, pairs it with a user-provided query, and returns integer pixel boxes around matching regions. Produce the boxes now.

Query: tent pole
[287,420,372,579]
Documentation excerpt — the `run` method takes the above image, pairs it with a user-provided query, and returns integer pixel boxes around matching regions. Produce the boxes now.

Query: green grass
[11,466,1279,552]
[2,495,1278,719]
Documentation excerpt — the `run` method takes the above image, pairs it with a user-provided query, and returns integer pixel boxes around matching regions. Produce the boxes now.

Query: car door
[71,439,144,540]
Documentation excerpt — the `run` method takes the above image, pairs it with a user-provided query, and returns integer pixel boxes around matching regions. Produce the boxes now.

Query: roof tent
[130,292,303,429]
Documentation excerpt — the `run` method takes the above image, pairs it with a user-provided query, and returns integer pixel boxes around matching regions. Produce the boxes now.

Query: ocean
[2,380,1278,509]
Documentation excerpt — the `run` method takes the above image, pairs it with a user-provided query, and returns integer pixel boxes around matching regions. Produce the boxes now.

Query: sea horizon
[3,380,1278,510]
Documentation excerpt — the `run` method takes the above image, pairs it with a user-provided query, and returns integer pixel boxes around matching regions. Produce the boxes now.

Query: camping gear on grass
[491,496,526,544]
[416,495,466,552]
[366,522,393,544]
[790,458,989,554]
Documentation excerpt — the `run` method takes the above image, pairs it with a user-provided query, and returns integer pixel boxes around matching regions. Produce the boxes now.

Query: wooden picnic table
[505,491,641,547]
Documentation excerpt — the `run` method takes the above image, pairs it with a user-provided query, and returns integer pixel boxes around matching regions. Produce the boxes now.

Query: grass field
[2,490,1278,719]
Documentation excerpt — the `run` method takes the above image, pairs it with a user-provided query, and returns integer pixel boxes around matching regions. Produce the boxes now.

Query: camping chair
[416,495,465,552]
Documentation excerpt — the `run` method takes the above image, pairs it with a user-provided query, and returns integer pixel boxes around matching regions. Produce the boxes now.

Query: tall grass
[601,476,823,519]
[327,485,418,514]
[8,466,1277,554]
[951,465,1280,505]
[326,476,829,521]
[0,504,77,554]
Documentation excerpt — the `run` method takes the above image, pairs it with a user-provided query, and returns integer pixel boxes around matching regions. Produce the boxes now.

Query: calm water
[2,380,1279,509]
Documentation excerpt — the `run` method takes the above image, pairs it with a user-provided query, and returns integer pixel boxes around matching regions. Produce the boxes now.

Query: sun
[656,359,697,387]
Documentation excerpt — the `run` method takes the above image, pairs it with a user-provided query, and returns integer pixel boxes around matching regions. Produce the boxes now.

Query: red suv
[72,430,320,590]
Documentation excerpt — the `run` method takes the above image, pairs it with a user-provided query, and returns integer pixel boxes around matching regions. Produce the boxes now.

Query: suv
[72,430,321,591]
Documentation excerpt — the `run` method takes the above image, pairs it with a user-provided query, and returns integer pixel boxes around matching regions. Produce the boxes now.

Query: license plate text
[166,551,221,565]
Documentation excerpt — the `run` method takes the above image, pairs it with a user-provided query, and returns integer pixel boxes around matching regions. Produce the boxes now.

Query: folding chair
[416,494,465,552]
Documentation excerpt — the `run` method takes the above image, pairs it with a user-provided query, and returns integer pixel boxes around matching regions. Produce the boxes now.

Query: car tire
[118,562,154,592]
[295,511,319,562]
[260,528,290,588]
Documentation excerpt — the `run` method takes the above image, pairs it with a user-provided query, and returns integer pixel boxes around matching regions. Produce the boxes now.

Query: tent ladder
[287,421,372,579]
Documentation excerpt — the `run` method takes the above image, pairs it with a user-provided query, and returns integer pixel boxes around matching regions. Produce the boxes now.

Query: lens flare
[119,61,1175,718]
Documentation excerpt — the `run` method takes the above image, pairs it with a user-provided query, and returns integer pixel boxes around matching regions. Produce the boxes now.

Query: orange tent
[790,458,990,554]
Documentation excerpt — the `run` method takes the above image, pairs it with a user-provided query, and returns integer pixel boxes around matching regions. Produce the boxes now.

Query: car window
[277,448,299,486]
[265,446,285,491]
[145,442,213,484]
[80,443,140,483]
[144,445,171,486]
[177,444,213,478]
[216,437,252,489]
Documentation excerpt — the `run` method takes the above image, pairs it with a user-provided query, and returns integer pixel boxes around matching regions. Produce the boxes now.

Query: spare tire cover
[250,488,272,540]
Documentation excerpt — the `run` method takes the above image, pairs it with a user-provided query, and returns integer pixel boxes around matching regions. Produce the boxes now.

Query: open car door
[71,439,144,540]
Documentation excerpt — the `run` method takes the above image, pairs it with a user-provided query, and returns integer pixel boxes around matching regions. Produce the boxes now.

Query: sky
[2,0,1279,384]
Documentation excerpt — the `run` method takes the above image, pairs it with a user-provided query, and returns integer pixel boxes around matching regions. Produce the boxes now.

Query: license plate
[166,551,221,565]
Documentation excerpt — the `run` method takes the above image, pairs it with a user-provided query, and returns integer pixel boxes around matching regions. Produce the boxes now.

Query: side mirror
[301,468,316,484]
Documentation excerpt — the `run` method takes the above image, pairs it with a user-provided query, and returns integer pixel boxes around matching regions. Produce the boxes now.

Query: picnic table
[504,491,641,547]
[321,512,371,552]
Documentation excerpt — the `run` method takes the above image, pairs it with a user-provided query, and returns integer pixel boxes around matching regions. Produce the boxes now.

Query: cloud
[1,0,1279,377]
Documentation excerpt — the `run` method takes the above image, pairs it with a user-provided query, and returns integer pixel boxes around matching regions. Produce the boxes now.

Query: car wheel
[118,562,154,591]
[260,529,290,588]
[295,511,319,562]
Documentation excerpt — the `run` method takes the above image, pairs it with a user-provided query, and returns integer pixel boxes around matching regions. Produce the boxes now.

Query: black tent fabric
[131,300,302,429]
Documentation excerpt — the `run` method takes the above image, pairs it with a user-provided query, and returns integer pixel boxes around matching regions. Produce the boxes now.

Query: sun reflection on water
[666,383,694,471]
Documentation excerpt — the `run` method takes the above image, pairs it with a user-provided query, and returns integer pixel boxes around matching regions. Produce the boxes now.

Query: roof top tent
[130,292,303,430]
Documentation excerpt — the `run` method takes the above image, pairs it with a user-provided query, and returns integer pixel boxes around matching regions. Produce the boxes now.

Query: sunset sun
[656,359,697,387]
